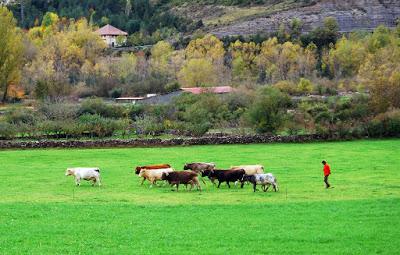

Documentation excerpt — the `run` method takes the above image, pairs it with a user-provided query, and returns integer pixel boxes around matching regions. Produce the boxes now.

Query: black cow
[207,169,246,188]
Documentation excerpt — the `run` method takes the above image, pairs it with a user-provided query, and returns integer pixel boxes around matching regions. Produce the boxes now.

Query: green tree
[297,78,313,94]
[0,6,24,102]
[246,87,291,134]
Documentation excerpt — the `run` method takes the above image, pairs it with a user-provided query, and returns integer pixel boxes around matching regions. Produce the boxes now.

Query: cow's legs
[176,183,179,192]
[273,184,277,192]
[227,181,231,188]
[140,177,146,185]
[149,179,155,188]
[96,176,101,186]
[217,181,222,188]
[253,183,257,192]
[75,177,80,186]
[265,184,270,192]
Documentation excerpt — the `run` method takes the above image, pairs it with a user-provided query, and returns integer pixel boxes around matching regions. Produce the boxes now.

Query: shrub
[109,88,123,98]
[4,108,36,125]
[0,122,17,139]
[246,87,291,134]
[38,101,78,120]
[165,81,181,92]
[79,98,126,119]
[186,122,211,136]
[128,104,145,121]
[297,78,314,94]
[274,80,298,95]
[37,120,64,137]
[133,115,165,136]
[79,114,121,137]
[368,109,400,137]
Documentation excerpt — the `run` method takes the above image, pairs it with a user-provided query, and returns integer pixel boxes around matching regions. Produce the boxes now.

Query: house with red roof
[95,24,128,47]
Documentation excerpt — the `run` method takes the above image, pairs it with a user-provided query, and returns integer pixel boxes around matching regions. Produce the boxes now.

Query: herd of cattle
[65,162,279,192]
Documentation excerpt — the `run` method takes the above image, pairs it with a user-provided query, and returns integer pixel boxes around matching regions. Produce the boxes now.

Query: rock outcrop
[211,0,400,37]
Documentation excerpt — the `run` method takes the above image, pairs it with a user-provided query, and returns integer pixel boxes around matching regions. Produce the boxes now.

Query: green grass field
[0,139,399,254]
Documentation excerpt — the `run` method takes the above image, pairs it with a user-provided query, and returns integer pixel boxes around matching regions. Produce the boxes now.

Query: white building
[96,24,128,47]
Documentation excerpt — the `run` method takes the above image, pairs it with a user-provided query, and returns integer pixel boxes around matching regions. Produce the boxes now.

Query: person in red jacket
[322,160,331,188]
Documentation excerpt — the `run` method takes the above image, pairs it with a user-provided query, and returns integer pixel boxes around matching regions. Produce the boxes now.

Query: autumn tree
[358,27,400,113]
[178,58,216,87]
[0,6,24,102]
[150,40,173,75]
[24,17,106,99]
[327,36,366,78]
[229,40,260,81]
[185,34,225,64]
[258,37,317,83]
[179,34,226,87]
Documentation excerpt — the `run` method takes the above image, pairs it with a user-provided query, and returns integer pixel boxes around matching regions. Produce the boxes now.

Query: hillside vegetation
[1,4,400,138]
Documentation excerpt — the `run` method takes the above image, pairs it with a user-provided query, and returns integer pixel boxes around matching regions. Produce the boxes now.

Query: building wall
[101,35,127,47]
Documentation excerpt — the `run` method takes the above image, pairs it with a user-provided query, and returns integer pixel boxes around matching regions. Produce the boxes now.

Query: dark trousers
[324,175,330,188]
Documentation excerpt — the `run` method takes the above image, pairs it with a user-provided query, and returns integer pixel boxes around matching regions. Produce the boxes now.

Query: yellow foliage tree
[359,47,400,112]
[185,34,225,64]
[0,6,24,102]
[150,40,173,74]
[327,36,366,78]
[230,40,260,80]
[258,37,317,83]
[178,58,217,87]
[25,17,106,99]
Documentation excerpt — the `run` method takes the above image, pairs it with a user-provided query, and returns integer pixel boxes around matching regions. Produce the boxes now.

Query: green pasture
[0,139,399,254]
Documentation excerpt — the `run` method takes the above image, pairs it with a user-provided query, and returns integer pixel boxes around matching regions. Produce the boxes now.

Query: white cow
[231,165,264,175]
[138,168,174,187]
[65,167,101,186]
[241,173,278,192]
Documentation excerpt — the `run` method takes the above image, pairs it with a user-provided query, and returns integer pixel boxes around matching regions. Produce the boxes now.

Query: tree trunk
[2,82,8,103]
[20,1,25,25]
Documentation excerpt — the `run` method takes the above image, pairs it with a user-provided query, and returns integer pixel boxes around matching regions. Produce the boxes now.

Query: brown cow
[135,164,171,175]
[161,171,201,192]
[183,162,215,184]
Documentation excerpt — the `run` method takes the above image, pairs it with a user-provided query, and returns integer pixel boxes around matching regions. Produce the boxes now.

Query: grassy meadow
[0,139,399,254]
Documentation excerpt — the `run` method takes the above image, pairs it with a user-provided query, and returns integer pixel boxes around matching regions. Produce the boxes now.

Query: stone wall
[0,134,345,149]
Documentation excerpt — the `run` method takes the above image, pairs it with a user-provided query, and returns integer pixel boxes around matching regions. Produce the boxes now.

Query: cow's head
[183,164,190,170]
[241,174,251,182]
[135,167,142,175]
[65,168,74,176]
[161,172,170,180]
[239,170,247,180]
[207,164,215,171]
[201,169,211,177]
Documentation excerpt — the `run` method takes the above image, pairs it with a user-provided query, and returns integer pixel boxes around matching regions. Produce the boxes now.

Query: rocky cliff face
[210,0,400,37]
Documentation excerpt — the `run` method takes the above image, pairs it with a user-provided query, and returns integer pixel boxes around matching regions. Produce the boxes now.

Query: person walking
[322,160,331,188]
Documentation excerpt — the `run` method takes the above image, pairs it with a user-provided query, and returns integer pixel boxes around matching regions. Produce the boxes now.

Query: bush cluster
[1,93,399,140]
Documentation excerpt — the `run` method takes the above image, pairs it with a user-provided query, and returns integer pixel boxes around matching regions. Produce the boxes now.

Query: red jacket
[323,164,331,176]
